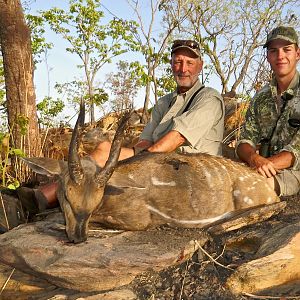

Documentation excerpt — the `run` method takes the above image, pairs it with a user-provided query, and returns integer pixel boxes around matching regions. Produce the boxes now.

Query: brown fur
[22,152,279,243]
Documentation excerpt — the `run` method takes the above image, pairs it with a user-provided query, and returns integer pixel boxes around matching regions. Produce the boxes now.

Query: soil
[130,194,300,300]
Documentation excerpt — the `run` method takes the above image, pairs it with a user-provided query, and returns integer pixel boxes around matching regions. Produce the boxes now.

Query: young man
[236,26,300,196]
[16,39,224,217]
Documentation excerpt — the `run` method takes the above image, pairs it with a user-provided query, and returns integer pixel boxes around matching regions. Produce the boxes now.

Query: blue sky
[28,0,160,122]
[28,1,299,124]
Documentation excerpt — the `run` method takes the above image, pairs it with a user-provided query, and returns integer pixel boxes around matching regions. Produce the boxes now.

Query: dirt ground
[130,194,300,300]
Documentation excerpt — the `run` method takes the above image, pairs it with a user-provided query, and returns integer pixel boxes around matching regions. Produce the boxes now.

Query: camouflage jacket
[238,71,300,171]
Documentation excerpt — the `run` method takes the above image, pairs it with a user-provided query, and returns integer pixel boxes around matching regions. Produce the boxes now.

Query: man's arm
[237,142,295,178]
[133,130,185,154]
[147,130,185,152]
[268,151,295,169]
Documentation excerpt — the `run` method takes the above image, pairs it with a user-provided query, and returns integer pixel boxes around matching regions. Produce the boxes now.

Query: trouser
[275,169,300,196]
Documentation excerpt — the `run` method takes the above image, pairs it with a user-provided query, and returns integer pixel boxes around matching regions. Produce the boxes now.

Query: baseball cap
[171,40,201,58]
[263,26,299,48]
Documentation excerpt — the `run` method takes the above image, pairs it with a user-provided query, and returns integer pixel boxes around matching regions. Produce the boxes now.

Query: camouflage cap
[171,40,201,58]
[263,26,299,48]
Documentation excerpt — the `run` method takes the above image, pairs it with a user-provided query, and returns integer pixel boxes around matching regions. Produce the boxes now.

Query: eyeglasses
[171,40,200,50]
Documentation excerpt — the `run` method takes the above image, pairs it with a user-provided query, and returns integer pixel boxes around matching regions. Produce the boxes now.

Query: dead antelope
[22,105,280,243]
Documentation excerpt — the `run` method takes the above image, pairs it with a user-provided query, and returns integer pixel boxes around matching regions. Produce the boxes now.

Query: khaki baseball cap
[171,40,201,58]
[263,26,299,48]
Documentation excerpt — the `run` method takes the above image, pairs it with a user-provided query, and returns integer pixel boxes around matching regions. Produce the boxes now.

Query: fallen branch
[243,292,300,299]
[0,192,9,230]
[179,259,191,299]
[0,268,15,295]
[195,240,233,271]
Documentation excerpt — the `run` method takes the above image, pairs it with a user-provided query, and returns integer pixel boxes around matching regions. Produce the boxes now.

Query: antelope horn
[68,99,85,184]
[95,110,133,187]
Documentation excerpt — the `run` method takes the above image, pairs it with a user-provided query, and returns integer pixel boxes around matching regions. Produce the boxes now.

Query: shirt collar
[270,71,299,98]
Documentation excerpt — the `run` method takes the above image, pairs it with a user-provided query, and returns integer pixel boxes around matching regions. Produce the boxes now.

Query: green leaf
[10,148,26,157]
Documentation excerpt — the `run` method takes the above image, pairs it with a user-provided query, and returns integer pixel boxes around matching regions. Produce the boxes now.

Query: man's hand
[237,143,295,178]
[248,153,278,178]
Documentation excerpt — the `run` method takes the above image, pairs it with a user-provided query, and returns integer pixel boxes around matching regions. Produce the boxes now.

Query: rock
[0,262,57,300]
[0,213,208,292]
[207,201,286,235]
[0,191,25,233]
[226,222,300,295]
[81,289,137,300]
[0,262,137,300]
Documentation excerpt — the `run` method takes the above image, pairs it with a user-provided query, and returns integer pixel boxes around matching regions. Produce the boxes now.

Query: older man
[236,26,300,196]
[15,39,224,217]
[91,39,224,167]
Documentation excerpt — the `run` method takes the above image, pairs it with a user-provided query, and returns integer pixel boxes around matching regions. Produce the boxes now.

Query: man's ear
[296,46,300,61]
[196,59,203,74]
[21,157,64,176]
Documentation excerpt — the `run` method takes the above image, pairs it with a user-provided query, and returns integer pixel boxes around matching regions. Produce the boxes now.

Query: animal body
[22,109,279,243]
[93,152,280,229]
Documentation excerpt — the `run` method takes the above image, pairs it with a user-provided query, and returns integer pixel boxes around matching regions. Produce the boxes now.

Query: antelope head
[23,103,131,243]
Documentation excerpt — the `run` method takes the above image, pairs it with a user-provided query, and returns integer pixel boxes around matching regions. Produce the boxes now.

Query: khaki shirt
[140,79,224,155]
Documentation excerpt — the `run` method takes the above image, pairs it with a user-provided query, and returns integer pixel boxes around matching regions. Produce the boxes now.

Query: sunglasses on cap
[171,40,200,50]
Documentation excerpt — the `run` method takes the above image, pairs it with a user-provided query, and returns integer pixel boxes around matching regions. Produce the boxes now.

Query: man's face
[171,48,203,93]
[267,40,300,78]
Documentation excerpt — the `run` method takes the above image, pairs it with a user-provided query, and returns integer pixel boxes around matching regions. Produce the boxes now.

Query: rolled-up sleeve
[236,98,261,150]
[281,132,300,170]
[139,94,171,142]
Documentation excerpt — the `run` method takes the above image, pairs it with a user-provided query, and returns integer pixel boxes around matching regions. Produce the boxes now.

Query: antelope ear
[21,157,66,176]
[107,171,145,189]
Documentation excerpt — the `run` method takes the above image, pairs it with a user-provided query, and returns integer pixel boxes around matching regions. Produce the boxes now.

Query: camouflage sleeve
[236,97,261,150]
[281,132,300,170]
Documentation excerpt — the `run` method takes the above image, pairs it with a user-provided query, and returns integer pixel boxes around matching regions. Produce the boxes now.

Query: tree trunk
[141,60,152,124]
[0,0,40,161]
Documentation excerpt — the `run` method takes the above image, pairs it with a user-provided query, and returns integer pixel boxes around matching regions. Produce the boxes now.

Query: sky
[27,0,164,124]
[26,1,300,125]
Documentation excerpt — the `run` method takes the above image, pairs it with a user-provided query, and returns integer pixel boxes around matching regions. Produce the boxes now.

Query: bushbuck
[22,105,279,243]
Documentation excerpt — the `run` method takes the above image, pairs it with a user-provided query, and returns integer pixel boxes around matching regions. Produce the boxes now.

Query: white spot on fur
[151,177,176,186]
[267,197,273,203]
[233,190,241,197]
[146,205,231,225]
[205,171,212,179]
[239,177,245,181]
[243,196,254,205]
[252,181,258,185]
[247,186,255,191]
[221,165,226,169]
[128,173,134,179]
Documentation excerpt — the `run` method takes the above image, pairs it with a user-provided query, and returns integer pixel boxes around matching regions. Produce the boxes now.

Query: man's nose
[179,62,188,72]
[277,49,285,59]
